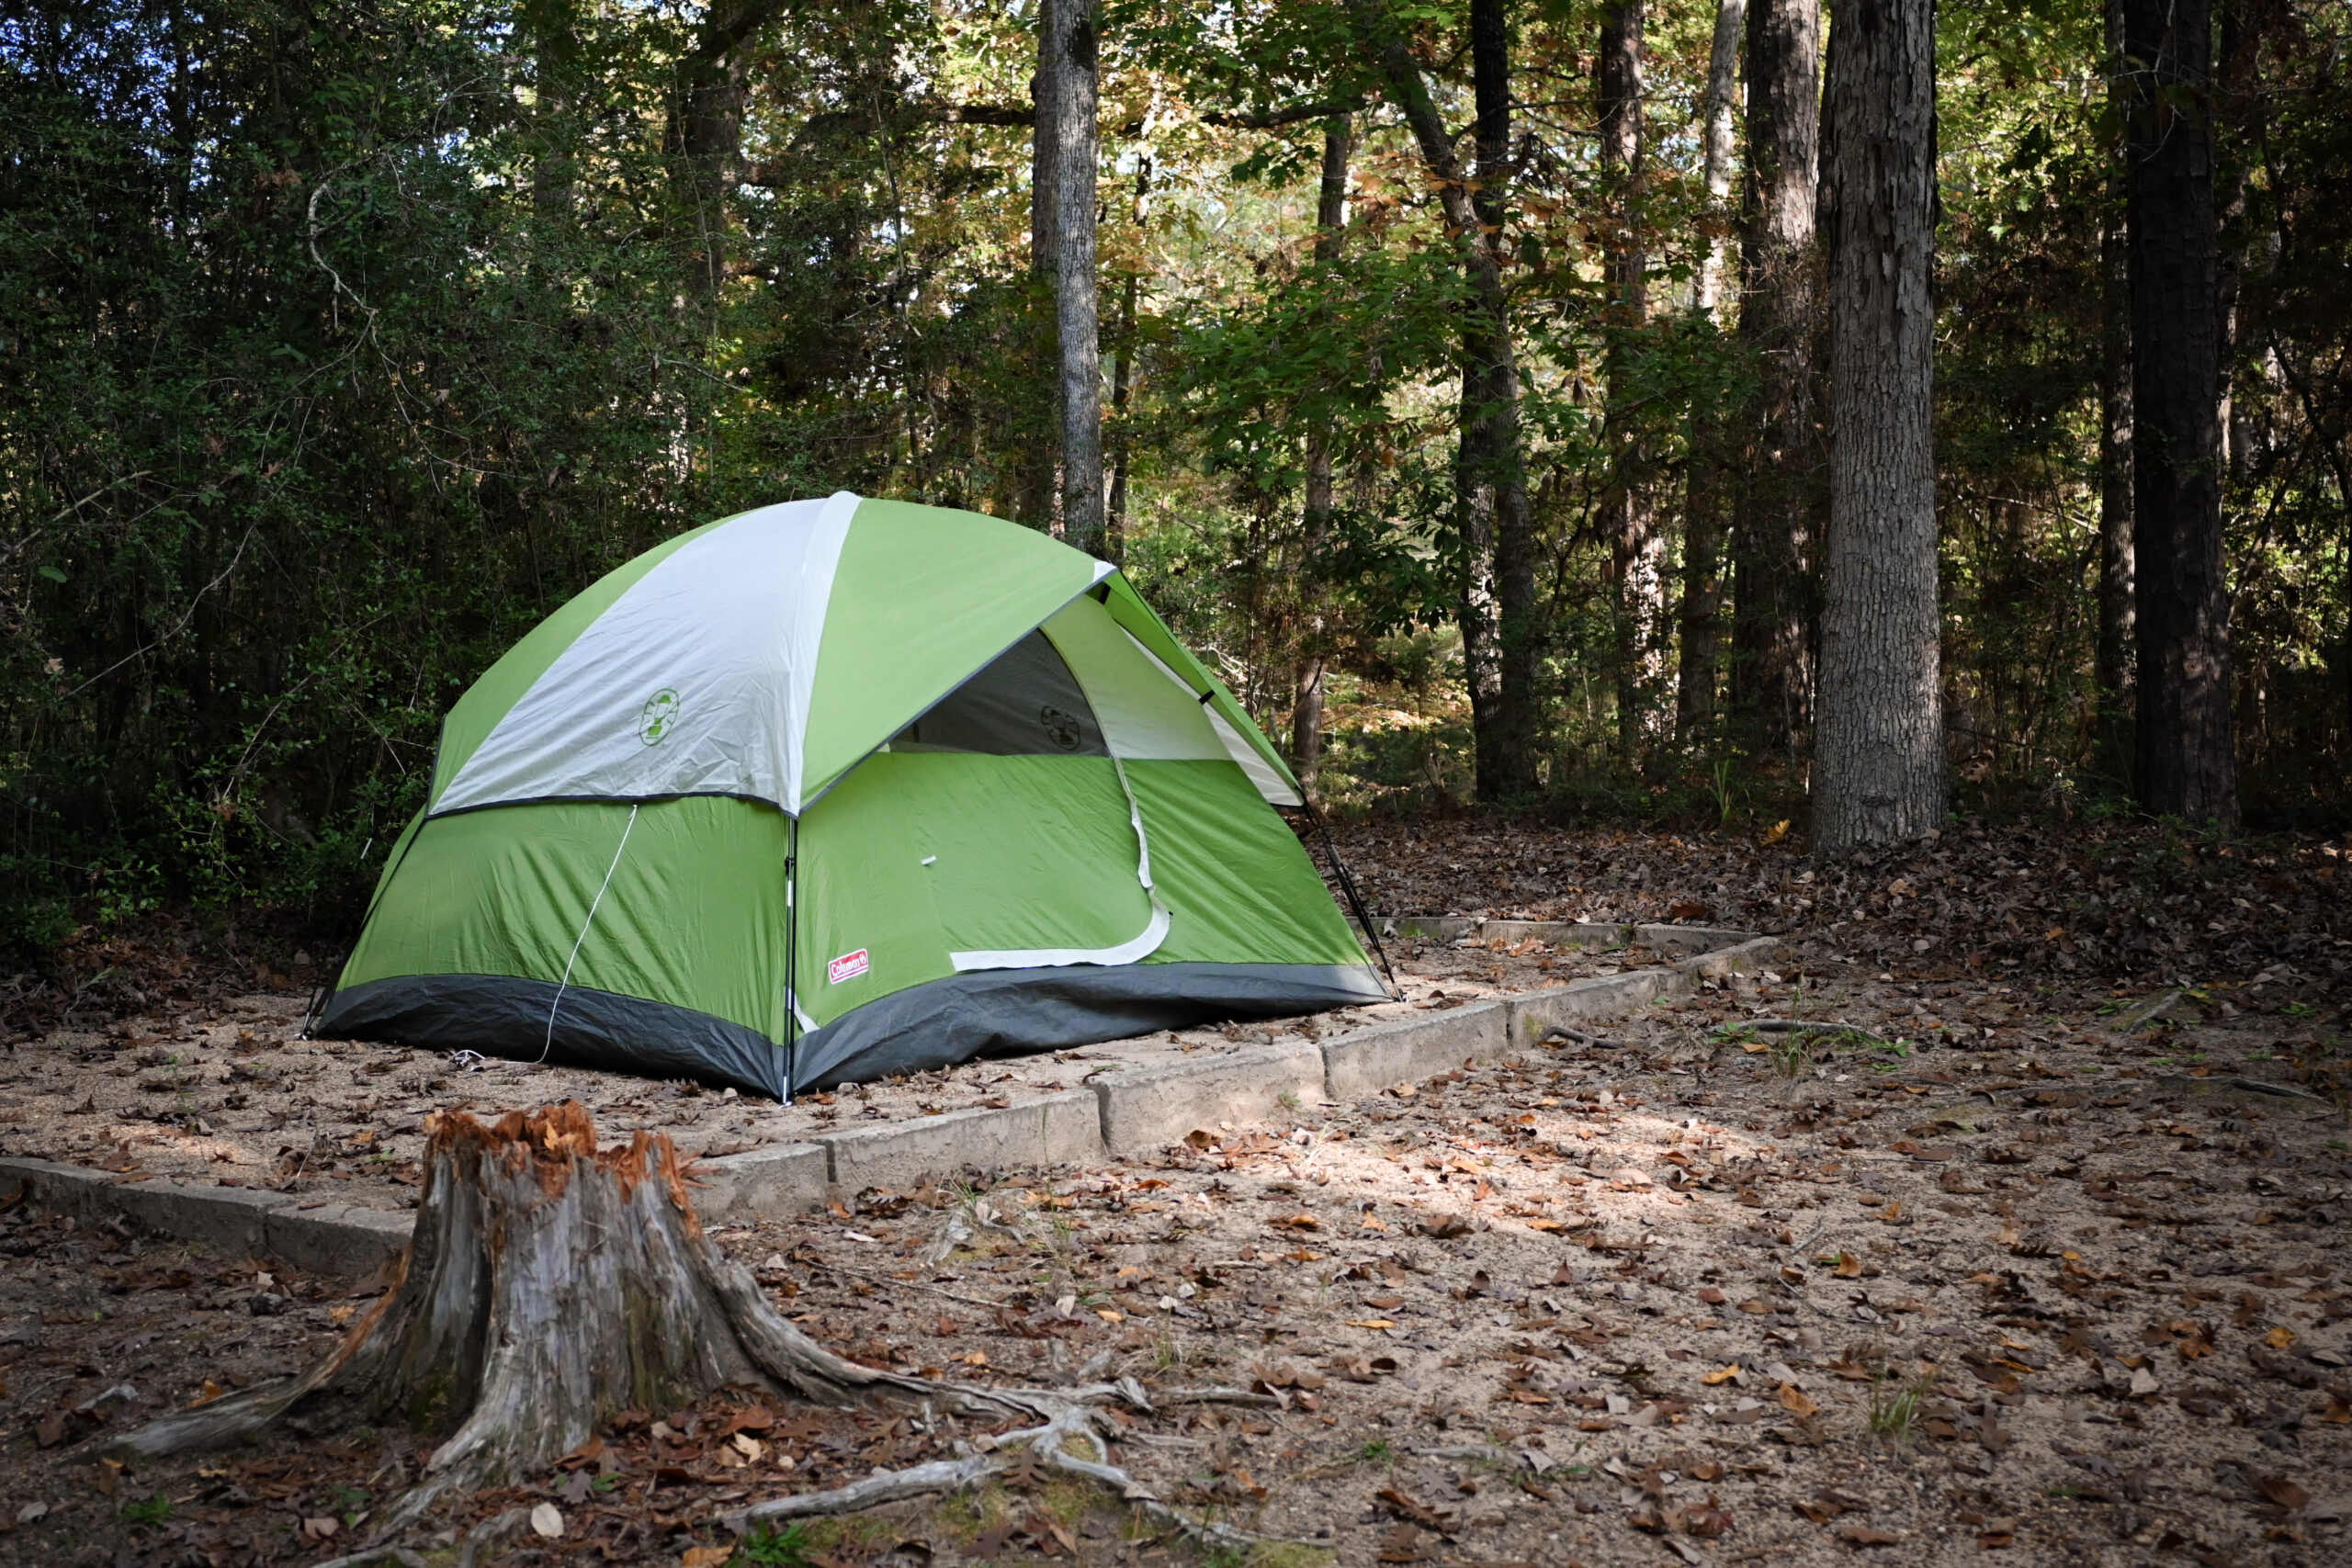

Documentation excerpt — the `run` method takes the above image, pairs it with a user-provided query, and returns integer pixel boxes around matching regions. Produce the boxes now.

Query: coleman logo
[827,949,869,985]
[639,688,680,746]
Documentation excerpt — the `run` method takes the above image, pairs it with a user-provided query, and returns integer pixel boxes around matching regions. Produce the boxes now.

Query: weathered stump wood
[109,1104,1057,1523]
[111,1101,1286,1557]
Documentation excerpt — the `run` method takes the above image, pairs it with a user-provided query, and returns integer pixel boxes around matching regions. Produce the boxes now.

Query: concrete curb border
[1,925,1780,1271]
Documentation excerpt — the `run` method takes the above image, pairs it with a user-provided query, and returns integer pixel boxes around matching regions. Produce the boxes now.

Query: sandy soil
[0,936,1661,1211]
[2,948,2347,1568]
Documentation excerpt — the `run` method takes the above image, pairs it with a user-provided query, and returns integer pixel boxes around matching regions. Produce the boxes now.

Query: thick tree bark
[524,0,579,235]
[1053,0,1105,556]
[1728,0,1823,756]
[1356,0,1537,799]
[1292,115,1353,801]
[1696,0,1746,315]
[1679,0,1746,739]
[1813,0,1943,852]
[2095,0,2135,783]
[2123,0,2238,824]
[1599,0,1664,763]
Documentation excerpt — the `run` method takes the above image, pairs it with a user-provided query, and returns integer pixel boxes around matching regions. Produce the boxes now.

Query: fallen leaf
[1836,1524,1902,1546]
[2256,1475,2312,1510]
[529,1503,563,1539]
[681,1549,732,1568]
[1778,1383,1819,1416]
[2266,1326,2298,1349]
[1703,1364,1743,1386]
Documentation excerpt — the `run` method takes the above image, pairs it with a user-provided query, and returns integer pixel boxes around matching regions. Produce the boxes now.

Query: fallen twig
[1713,1018,1898,1048]
[1538,1025,1629,1049]
[719,1405,1300,1555]
[799,1260,1010,1310]
[307,1548,428,1568]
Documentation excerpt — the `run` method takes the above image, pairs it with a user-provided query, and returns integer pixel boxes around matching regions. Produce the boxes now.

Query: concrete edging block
[1637,923,1760,957]
[265,1202,413,1275]
[1321,1002,1507,1101]
[1093,1041,1324,1152]
[1482,920,1632,949]
[0,1157,414,1275]
[693,1142,831,1221]
[819,1089,1103,1190]
[1676,933,1782,978]
[1505,969,1687,1047]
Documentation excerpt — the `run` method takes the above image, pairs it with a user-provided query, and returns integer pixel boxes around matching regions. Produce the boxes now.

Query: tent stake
[1300,800,1400,998]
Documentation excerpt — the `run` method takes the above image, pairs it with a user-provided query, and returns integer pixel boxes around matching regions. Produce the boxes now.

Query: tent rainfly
[317,493,1388,1097]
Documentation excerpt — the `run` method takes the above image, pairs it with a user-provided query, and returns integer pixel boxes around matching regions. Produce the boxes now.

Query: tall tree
[1813,0,1943,850]
[1727,0,1822,756]
[1599,0,1662,761]
[1020,0,1064,530]
[1053,0,1106,555]
[1105,161,1150,565]
[1677,0,1746,740]
[1291,114,1353,800]
[2094,0,2134,781]
[1354,0,1538,799]
[2122,0,2238,823]
[1695,0,1746,315]
[671,1,783,312]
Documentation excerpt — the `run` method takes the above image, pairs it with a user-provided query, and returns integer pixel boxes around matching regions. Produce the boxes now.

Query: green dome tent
[317,492,1388,1097]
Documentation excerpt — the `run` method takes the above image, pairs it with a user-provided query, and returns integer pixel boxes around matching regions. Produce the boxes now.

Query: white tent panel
[433,492,857,816]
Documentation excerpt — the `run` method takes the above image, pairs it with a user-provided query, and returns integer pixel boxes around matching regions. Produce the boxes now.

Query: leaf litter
[0,814,2346,1564]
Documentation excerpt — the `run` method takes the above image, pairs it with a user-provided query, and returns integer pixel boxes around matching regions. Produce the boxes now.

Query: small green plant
[738,1520,819,1566]
[1356,1438,1396,1464]
[1867,1364,1937,1446]
[2283,1002,2319,1019]
[1276,1089,1302,1113]
[119,1495,175,1527]
[1768,1032,1815,1078]
[1709,757,1739,828]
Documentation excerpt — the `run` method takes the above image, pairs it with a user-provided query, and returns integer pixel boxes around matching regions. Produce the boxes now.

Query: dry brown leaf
[1778,1383,1819,1416]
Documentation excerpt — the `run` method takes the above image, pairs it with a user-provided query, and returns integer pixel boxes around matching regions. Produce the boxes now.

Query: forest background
[3,0,2348,957]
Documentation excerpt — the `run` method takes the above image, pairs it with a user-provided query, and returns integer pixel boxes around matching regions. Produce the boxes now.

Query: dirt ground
[0,936,1657,1207]
[1,816,2349,1568]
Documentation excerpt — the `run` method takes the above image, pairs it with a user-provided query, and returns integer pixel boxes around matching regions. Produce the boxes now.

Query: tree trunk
[2094,0,2135,784]
[1054,0,1105,556]
[1357,0,1537,800]
[525,0,579,237]
[1679,0,1745,740]
[1106,267,1138,564]
[2123,0,2238,824]
[671,1,781,313]
[1696,0,1746,316]
[1292,115,1353,801]
[1728,0,1823,757]
[1812,0,1943,852]
[1599,0,1663,765]
[1021,1,1063,532]
[109,1106,972,1530]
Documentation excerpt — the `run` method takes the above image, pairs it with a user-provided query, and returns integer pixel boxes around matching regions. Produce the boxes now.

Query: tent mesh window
[886,629,1109,757]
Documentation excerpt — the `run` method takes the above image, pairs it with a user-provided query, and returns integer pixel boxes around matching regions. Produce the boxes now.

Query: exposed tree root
[720,1405,1290,1557]
[1711,1017,1898,1047]
[1537,1024,1629,1049]
[104,1103,1239,1554]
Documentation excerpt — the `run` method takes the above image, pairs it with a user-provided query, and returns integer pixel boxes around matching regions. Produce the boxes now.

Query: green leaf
[38,565,67,584]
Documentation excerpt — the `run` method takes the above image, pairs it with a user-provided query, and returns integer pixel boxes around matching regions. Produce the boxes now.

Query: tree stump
[112,1103,979,1524]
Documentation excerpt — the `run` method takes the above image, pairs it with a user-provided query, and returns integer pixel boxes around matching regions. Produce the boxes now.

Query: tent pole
[784,815,799,1103]
[1301,800,1400,998]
